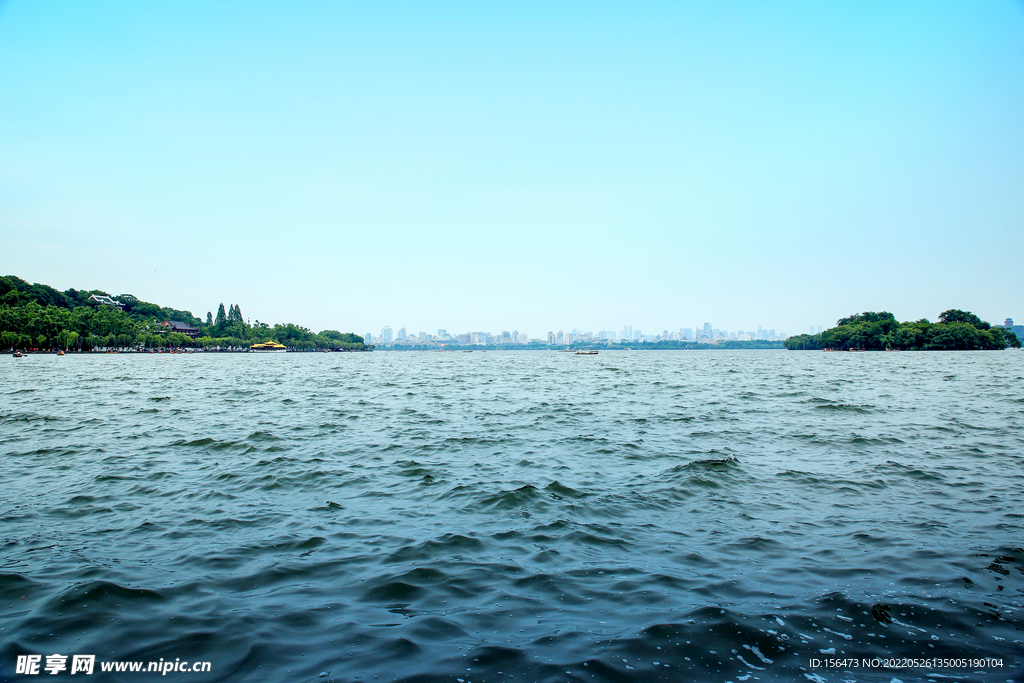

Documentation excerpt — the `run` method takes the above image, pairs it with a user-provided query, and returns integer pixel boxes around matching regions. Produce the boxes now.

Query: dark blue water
[2,350,1022,682]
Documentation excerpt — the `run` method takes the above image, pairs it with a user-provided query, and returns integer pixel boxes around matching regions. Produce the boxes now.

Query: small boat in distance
[575,350,598,355]
[57,350,65,356]
[13,351,23,357]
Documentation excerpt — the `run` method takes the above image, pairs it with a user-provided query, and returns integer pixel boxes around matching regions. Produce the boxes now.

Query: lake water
[2,350,1022,682]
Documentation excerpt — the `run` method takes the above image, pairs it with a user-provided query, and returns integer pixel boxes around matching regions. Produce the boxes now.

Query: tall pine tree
[206,312,213,326]
[215,303,227,327]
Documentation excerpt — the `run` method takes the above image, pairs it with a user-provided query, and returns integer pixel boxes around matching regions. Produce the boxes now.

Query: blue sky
[2,1,1022,337]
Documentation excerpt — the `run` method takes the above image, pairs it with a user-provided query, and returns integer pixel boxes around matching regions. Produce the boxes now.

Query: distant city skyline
[366,322,797,346]
[2,2,1021,333]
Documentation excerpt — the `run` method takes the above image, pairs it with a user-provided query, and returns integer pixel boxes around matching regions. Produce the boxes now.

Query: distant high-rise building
[547,331,555,344]
[757,327,767,340]
[397,327,407,341]
[365,332,372,344]
[702,323,712,339]
[381,326,393,344]
[438,328,447,337]
[682,328,693,341]
[769,329,775,338]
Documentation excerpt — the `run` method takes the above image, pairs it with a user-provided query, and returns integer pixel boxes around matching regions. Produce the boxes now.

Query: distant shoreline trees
[0,275,370,351]
[784,310,1019,351]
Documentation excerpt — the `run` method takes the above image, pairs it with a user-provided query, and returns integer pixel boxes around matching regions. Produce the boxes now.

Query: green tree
[988,327,1021,349]
[215,303,227,327]
[836,311,895,326]
[783,333,818,350]
[891,322,926,349]
[55,329,80,350]
[925,322,982,350]
[938,309,988,329]
[132,302,161,318]
[165,332,191,348]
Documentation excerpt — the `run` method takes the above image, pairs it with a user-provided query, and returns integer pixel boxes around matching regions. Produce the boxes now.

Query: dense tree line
[0,275,368,351]
[784,310,1020,351]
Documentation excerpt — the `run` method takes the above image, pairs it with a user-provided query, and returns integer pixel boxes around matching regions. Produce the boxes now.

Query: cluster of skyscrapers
[366,323,796,346]
[609,324,787,343]
[368,327,529,346]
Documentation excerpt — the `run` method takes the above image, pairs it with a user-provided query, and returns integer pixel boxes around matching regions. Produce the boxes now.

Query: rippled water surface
[2,350,1023,682]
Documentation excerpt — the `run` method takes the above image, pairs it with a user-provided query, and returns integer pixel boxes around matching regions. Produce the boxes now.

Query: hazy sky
[2,1,1022,337]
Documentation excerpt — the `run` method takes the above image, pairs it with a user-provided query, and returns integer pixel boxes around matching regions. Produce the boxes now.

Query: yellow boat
[250,341,287,353]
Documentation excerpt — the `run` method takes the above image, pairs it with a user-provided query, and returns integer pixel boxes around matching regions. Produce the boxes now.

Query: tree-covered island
[0,275,369,351]
[784,310,1020,351]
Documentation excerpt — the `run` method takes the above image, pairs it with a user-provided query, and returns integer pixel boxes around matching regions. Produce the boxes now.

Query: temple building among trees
[162,320,200,338]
